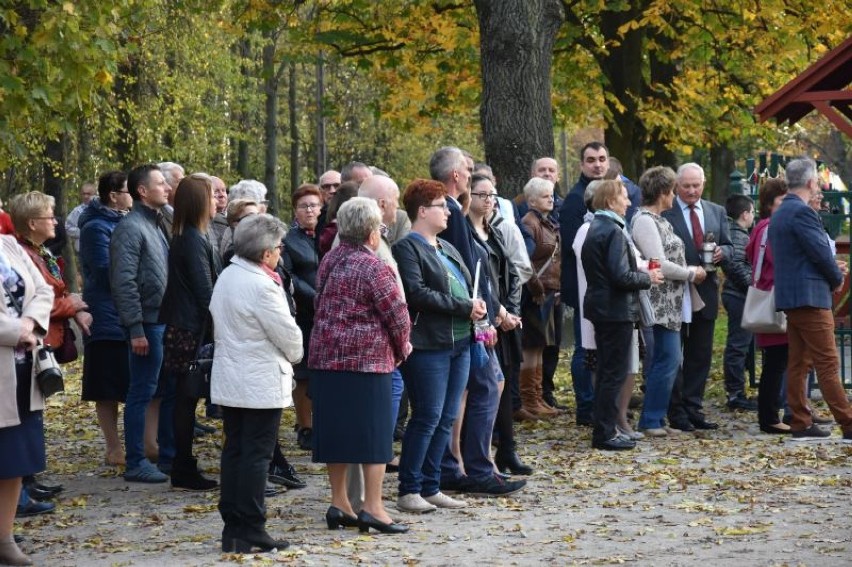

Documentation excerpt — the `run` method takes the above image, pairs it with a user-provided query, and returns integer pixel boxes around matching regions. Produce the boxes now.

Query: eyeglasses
[277,243,285,252]
[471,192,498,201]
[320,183,340,191]
[423,202,449,211]
[297,203,320,211]
[32,216,57,221]
[538,195,555,200]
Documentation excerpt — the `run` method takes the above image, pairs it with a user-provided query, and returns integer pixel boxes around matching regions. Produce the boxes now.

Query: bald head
[359,175,400,226]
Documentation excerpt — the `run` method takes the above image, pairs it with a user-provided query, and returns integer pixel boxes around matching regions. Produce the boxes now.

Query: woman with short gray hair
[309,196,411,534]
[336,197,382,244]
[210,212,303,553]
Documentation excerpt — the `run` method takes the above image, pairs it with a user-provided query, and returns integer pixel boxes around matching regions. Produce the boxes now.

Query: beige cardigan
[0,235,54,428]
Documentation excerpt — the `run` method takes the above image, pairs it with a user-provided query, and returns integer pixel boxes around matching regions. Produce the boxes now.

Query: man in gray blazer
[662,163,732,431]
[769,157,852,441]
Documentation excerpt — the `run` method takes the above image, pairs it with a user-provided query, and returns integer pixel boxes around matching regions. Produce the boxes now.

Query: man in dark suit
[769,157,852,441]
[662,163,732,431]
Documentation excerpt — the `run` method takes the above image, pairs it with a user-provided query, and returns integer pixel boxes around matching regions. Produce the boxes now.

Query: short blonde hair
[226,198,258,225]
[9,191,55,236]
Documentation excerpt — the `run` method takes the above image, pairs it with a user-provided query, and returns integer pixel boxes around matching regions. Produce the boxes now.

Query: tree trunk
[646,32,678,169]
[474,0,564,198]
[709,143,735,205]
[114,55,139,170]
[289,61,299,202]
[315,54,326,179]
[262,40,279,214]
[598,3,648,180]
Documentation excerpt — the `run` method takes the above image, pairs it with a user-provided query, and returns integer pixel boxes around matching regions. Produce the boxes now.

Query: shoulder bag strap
[754,224,769,283]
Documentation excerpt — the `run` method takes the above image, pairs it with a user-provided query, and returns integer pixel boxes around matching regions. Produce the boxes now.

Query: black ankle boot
[495,450,533,476]
[231,530,289,552]
[171,458,218,491]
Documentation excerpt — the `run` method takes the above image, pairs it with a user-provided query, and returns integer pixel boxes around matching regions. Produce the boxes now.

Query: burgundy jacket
[308,241,410,373]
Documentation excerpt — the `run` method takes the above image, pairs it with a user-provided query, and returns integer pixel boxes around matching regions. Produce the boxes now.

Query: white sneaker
[423,491,468,509]
[397,493,437,514]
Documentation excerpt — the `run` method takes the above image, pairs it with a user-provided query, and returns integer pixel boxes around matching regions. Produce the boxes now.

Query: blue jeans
[442,347,501,483]
[391,368,403,426]
[570,315,595,421]
[722,293,753,397]
[638,325,681,429]
[398,338,470,497]
[124,324,172,470]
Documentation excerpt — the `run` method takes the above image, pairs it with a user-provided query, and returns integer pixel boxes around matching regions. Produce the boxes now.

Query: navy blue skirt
[311,369,393,464]
[0,409,46,479]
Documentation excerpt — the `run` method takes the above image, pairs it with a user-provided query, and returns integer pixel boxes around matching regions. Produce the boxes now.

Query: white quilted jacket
[209,256,303,409]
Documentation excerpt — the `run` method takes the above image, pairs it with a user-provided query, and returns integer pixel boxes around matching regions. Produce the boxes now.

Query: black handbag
[183,320,213,399]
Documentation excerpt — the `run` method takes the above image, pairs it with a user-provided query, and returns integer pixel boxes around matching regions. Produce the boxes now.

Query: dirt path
[16,366,852,566]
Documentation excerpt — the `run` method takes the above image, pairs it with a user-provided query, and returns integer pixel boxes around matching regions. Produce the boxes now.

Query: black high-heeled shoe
[326,505,358,530]
[495,451,534,476]
[223,530,289,553]
[356,510,409,534]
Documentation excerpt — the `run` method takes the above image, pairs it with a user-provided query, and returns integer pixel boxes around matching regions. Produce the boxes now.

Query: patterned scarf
[23,238,61,280]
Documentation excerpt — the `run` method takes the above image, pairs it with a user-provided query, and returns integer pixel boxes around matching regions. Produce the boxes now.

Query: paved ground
[15,358,852,566]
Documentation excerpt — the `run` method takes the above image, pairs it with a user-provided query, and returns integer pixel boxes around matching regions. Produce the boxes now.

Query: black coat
[581,214,650,323]
[281,226,318,328]
[159,225,221,335]
[392,234,474,351]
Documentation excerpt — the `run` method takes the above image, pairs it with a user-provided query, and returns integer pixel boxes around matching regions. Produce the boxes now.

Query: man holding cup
[662,163,732,431]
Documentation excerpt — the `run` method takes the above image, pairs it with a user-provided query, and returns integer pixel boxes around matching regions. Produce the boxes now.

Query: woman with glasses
[467,175,530,477]
[9,192,93,513]
[519,178,561,419]
[210,214,303,553]
[281,184,322,451]
[79,171,133,466]
[392,179,487,514]
[159,174,221,491]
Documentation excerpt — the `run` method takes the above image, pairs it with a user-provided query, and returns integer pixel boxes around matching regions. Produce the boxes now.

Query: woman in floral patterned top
[631,167,706,437]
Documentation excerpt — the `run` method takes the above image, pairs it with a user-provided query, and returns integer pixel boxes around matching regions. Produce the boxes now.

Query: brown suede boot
[519,366,546,417]
[513,407,541,422]
[533,364,559,416]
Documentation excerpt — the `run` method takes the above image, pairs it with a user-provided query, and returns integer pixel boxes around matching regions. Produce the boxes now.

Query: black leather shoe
[227,530,289,553]
[592,435,636,451]
[495,451,533,476]
[543,394,567,411]
[268,463,306,489]
[16,497,55,518]
[576,417,594,427]
[727,395,758,411]
[357,510,409,534]
[30,481,63,496]
[326,506,358,530]
[690,418,719,430]
[27,484,58,501]
[670,420,696,432]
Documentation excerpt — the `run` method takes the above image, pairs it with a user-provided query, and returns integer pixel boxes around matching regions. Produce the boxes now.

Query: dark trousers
[447,349,501,483]
[494,348,521,454]
[219,406,282,537]
[722,293,753,397]
[758,345,787,427]
[542,303,563,399]
[172,372,200,473]
[592,322,633,444]
[668,317,716,424]
[570,315,595,421]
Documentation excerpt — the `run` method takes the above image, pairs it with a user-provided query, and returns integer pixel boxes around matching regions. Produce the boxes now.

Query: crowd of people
[1,148,852,563]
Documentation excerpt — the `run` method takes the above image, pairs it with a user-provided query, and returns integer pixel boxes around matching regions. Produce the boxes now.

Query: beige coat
[0,235,54,428]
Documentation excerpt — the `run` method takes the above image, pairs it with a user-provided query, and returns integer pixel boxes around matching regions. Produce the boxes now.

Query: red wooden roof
[755,36,852,137]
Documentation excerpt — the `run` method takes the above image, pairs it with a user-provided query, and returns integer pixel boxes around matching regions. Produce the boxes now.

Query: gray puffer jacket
[109,202,169,339]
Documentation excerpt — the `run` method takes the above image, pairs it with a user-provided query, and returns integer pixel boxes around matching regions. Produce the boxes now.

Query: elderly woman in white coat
[0,235,53,566]
[210,214,302,555]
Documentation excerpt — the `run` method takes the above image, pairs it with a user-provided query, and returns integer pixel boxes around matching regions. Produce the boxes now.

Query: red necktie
[689,204,703,251]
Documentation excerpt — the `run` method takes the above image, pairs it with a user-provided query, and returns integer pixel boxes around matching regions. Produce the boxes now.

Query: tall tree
[474,0,565,196]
